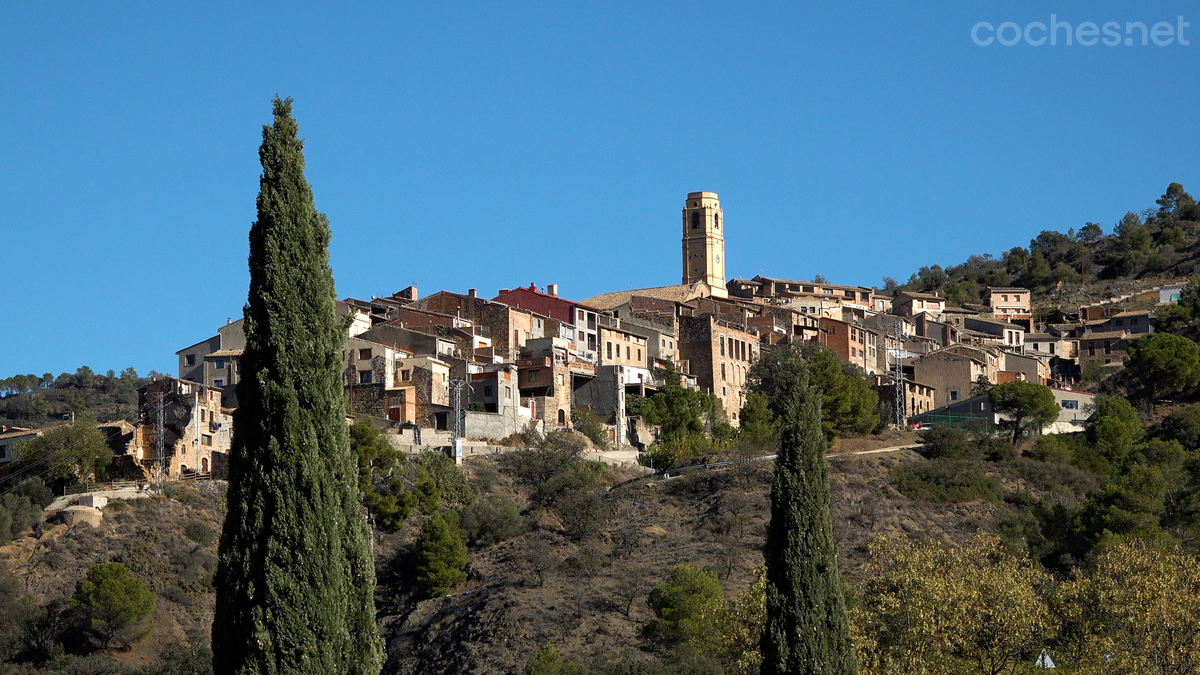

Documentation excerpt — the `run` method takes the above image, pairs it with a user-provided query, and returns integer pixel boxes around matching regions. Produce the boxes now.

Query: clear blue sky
[2,1,1198,378]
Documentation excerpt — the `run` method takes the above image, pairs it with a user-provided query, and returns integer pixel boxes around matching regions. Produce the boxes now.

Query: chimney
[547,283,558,296]
[530,283,537,290]
[468,288,477,299]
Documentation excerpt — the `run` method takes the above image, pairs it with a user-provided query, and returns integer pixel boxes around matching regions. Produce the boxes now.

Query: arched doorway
[202,458,209,474]
[558,409,566,426]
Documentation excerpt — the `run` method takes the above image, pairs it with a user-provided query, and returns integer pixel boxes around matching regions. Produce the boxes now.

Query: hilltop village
[22,189,1173,483]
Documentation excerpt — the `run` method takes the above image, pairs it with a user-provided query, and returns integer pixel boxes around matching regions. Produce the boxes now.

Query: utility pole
[449,378,466,463]
[155,390,166,489]
[893,322,905,429]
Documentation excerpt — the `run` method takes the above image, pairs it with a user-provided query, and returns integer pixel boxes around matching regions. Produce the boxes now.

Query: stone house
[910,345,1001,408]
[129,377,231,478]
[494,284,600,358]
[677,315,759,424]
[892,292,946,319]
[816,316,879,375]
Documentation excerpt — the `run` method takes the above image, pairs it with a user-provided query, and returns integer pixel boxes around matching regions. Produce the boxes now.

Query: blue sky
[2,1,1198,378]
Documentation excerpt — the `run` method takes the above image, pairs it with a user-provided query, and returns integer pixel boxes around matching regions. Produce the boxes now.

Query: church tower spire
[682,191,728,297]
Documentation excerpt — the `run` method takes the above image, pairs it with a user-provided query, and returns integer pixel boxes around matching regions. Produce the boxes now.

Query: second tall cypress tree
[759,360,857,675]
[213,98,383,675]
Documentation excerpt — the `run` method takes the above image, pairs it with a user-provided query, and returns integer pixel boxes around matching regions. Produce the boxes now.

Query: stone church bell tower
[681,191,728,298]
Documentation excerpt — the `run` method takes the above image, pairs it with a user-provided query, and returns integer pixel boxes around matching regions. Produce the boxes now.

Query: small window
[359,348,372,360]
[215,360,225,369]
[529,369,540,383]
[949,388,959,401]
[186,354,196,366]
[359,371,372,384]
[1131,319,1138,325]
[202,434,212,446]
[626,346,630,360]
[606,342,613,359]
[400,369,411,381]
[213,379,224,387]
[1062,400,1079,409]
[691,212,700,229]
[1116,320,1124,327]
[484,385,493,397]
[637,348,642,361]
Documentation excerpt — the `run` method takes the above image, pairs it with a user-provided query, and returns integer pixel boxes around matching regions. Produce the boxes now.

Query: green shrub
[572,406,610,449]
[417,451,478,507]
[182,520,215,547]
[1009,458,1098,496]
[892,459,1002,503]
[412,511,468,598]
[915,426,975,460]
[70,562,156,648]
[0,492,44,543]
[556,489,606,542]
[458,495,525,548]
[646,564,724,644]
[525,642,581,675]
[1030,434,1082,463]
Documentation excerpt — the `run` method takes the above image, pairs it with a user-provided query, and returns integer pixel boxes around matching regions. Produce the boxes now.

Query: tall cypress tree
[759,359,857,675]
[213,98,383,675]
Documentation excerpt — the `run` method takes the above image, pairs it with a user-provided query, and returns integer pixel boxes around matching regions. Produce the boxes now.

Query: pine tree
[212,98,383,675]
[759,366,857,675]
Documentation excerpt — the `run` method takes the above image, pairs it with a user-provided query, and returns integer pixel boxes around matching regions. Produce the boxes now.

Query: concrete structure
[910,387,1094,436]
[963,316,1026,351]
[1161,285,1186,303]
[176,300,371,407]
[986,287,1032,325]
[682,192,728,297]
[1088,311,1152,335]
[0,427,41,473]
[1025,333,1075,358]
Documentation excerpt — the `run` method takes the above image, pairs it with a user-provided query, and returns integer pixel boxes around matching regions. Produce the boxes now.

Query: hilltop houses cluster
[135,190,1171,478]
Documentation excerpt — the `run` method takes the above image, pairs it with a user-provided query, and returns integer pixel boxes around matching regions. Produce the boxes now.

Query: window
[359,348,372,360]
[484,385,493,397]
[1131,318,1139,325]
[714,213,720,229]
[215,360,225,369]
[186,354,196,366]
[626,345,630,360]
[400,369,411,381]
[578,310,584,321]
[721,363,726,380]
[529,369,540,382]
[1062,400,1079,409]
[637,348,642,361]
[1116,320,1124,327]
[719,336,725,356]
[949,388,960,401]
[213,379,224,387]
[202,434,212,446]
[1104,342,1112,354]
[359,371,372,384]
[606,342,613,359]
[722,386,727,397]
[691,212,700,229]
